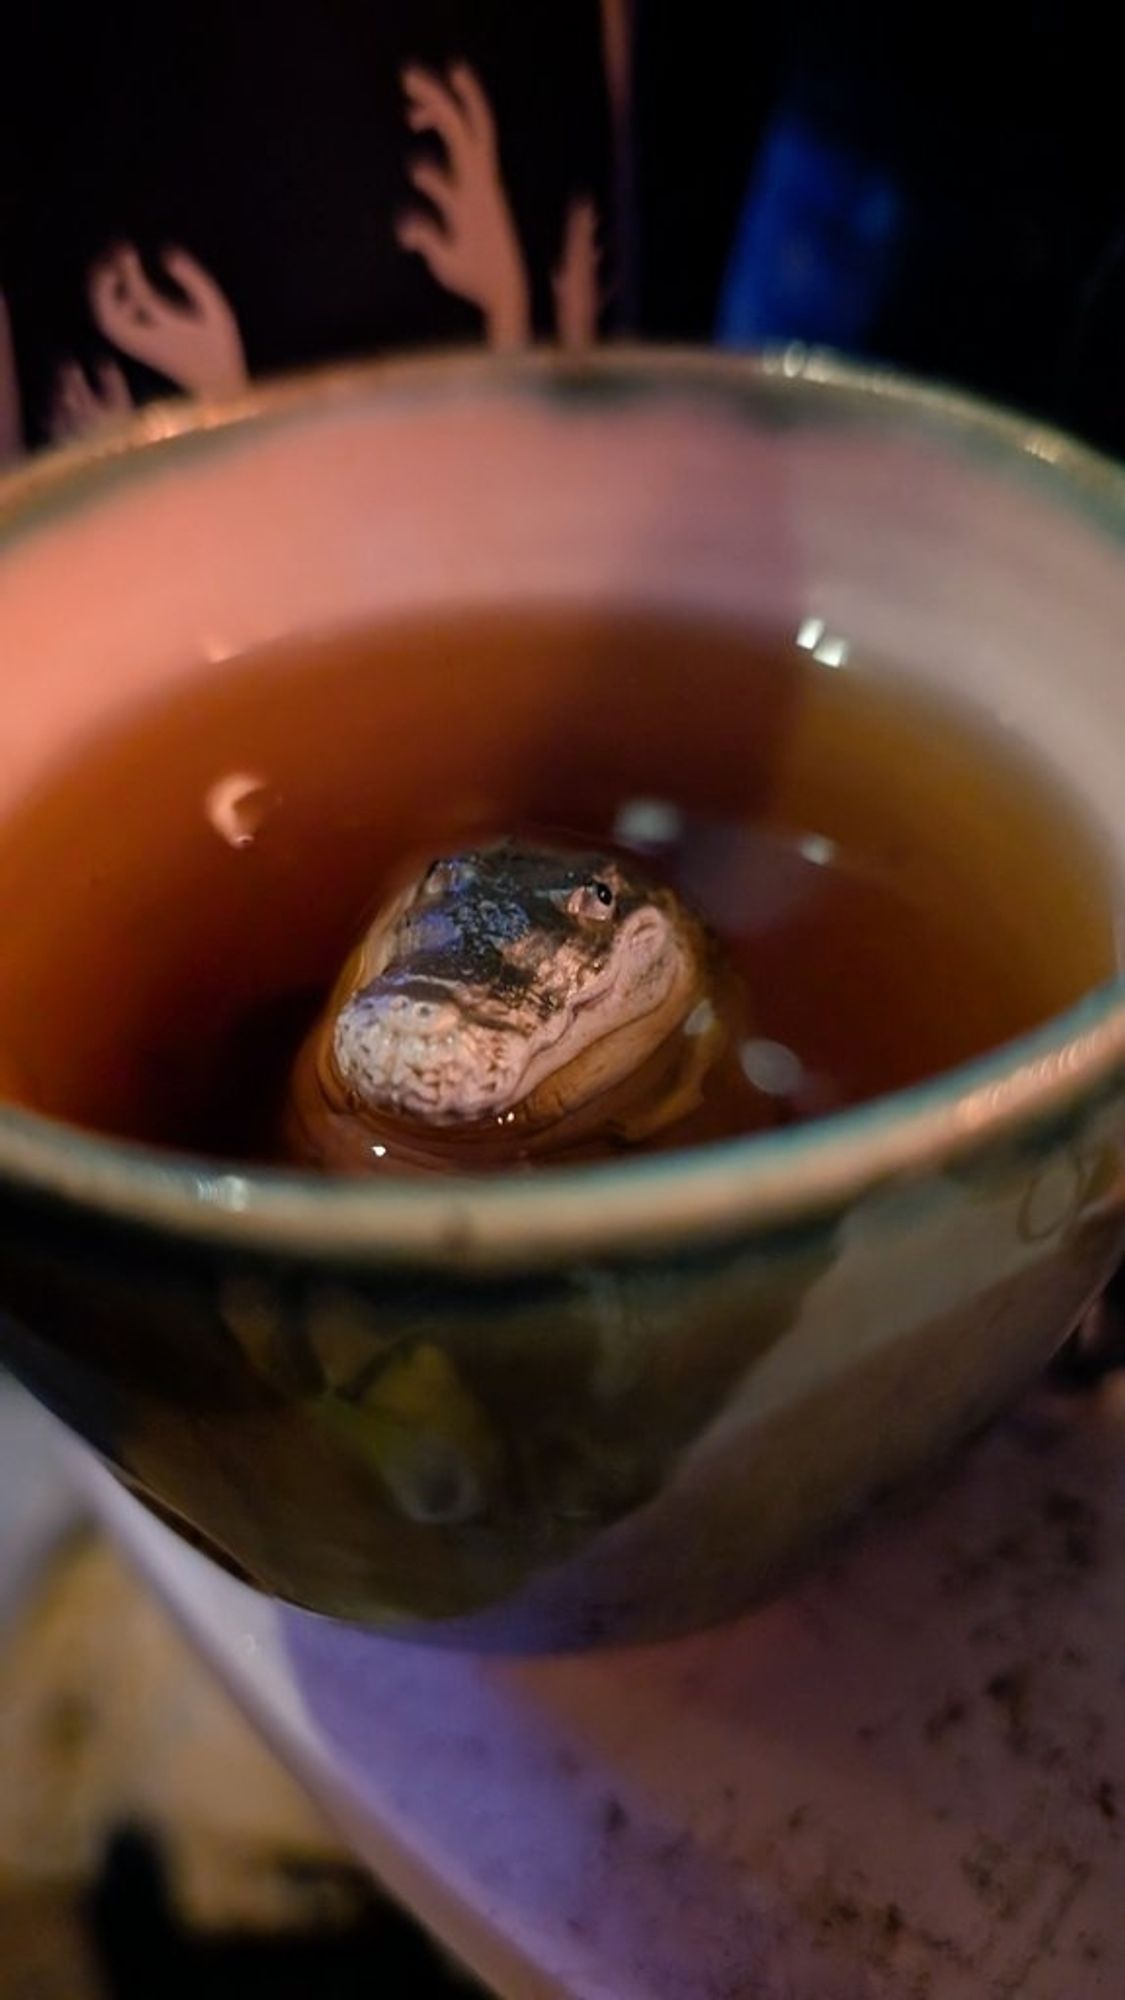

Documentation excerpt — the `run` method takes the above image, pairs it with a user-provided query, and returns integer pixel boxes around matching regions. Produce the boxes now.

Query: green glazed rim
[1,344,1124,1270]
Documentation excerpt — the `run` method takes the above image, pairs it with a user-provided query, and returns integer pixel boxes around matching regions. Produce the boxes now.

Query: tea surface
[0,607,1115,1170]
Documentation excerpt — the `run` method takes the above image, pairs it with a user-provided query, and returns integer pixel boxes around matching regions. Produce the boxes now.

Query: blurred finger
[401,67,468,157]
[115,246,157,324]
[395,211,457,290]
[97,359,132,411]
[407,159,457,219]
[161,246,219,315]
[448,63,493,143]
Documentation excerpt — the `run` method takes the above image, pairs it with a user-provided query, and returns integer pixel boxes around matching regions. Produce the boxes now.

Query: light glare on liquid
[796,617,849,668]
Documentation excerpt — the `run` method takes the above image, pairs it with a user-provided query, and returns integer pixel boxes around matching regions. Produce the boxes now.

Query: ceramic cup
[1,348,1124,1649]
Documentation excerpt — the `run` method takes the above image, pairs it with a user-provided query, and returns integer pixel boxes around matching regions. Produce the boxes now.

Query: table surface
[38,1376,1125,2000]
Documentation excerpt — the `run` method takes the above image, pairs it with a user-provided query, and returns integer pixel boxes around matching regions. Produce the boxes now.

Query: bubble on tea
[797,833,838,868]
[740,1038,805,1097]
[614,796,683,849]
[684,999,717,1039]
[204,771,276,849]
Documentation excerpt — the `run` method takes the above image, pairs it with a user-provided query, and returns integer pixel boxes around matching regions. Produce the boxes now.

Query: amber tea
[0,607,1116,1173]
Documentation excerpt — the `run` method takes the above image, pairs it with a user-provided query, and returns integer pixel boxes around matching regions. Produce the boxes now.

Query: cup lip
[2,341,1124,1272]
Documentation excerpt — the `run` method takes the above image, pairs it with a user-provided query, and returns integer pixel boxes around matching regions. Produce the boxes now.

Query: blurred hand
[89,246,246,397]
[396,63,530,350]
[49,357,133,444]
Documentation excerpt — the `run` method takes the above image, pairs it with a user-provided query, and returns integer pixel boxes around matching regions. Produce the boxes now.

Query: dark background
[6,3,1125,453]
[633,1,1125,453]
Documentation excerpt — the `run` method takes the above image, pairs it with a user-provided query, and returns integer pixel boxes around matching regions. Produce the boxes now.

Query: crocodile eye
[567,878,616,923]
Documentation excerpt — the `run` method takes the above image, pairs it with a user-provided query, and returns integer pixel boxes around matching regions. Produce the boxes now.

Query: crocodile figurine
[286,838,733,1172]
